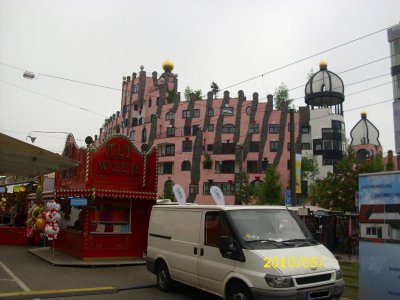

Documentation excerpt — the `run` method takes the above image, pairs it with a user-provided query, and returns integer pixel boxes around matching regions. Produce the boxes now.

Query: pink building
[94,61,310,204]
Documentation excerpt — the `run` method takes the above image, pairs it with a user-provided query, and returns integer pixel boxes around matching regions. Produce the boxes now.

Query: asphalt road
[0,245,220,300]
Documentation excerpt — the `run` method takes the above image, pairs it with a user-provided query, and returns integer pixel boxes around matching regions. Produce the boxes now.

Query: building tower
[304,61,346,178]
[387,24,400,168]
[350,112,382,160]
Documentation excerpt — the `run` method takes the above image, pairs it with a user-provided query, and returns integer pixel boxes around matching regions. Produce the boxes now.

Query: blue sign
[285,189,291,206]
[358,172,400,299]
[70,198,88,207]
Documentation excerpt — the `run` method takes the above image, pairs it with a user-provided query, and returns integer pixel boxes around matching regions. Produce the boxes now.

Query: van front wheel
[227,282,253,300]
[156,262,173,292]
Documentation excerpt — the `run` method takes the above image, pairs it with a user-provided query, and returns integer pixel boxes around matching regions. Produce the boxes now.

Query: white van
[146,205,344,300]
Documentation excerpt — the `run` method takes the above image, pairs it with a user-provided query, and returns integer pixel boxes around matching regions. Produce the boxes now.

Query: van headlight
[265,274,294,288]
[335,270,343,280]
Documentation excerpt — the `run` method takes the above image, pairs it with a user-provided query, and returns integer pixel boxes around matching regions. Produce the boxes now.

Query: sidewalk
[28,247,146,267]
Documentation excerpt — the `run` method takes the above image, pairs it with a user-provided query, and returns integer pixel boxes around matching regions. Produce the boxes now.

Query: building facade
[94,61,345,204]
[388,24,400,168]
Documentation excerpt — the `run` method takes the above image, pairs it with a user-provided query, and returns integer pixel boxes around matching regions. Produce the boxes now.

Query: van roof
[152,204,288,211]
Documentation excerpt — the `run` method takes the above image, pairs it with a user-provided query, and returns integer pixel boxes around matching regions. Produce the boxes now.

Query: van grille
[295,274,332,285]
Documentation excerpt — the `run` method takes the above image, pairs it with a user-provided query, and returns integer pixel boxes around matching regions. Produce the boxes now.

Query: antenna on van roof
[173,184,186,205]
[210,186,225,205]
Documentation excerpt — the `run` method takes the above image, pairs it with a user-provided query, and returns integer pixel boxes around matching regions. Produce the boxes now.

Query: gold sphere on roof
[162,59,174,72]
[361,111,367,117]
[319,60,328,69]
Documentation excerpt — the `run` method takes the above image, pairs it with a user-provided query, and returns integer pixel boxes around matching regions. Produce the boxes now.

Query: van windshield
[227,209,316,249]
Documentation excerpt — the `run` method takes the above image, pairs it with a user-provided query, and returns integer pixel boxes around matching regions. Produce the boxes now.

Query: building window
[249,124,259,134]
[160,162,173,174]
[323,140,333,150]
[189,184,199,195]
[156,97,160,106]
[129,131,135,141]
[208,108,214,116]
[313,139,322,152]
[124,119,129,128]
[269,124,279,133]
[141,128,147,143]
[247,161,258,173]
[221,106,234,116]
[148,98,152,107]
[133,85,138,94]
[270,141,279,152]
[182,110,191,118]
[301,143,311,150]
[138,118,143,125]
[124,105,130,113]
[287,160,291,170]
[222,124,235,133]
[193,109,200,118]
[207,124,214,132]
[134,104,138,111]
[262,159,269,171]
[301,125,310,133]
[166,126,175,137]
[221,143,235,154]
[166,112,175,120]
[207,144,214,152]
[181,160,191,171]
[165,144,175,156]
[192,125,200,136]
[131,117,138,126]
[249,141,260,152]
[182,140,193,152]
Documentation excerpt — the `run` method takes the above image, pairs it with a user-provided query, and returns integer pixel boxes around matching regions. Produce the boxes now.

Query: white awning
[0,133,79,177]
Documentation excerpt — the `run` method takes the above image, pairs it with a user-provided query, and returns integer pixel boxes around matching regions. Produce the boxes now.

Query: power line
[0,62,121,91]
[0,79,108,117]
[219,24,395,91]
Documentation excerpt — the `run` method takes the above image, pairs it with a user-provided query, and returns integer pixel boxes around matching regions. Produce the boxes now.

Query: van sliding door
[169,209,203,287]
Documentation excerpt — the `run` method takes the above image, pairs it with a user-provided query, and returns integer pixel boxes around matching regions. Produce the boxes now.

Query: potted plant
[203,154,213,169]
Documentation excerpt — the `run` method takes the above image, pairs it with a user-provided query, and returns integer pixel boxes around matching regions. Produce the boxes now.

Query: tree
[386,150,395,171]
[308,148,385,212]
[210,81,220,99]
[274,82,294,110]
[184,86,202,101]
[256,165,283,205]
[166,90,176,104]
[163,180,176,202]
[235,171,253,205]
[301,156,319,181]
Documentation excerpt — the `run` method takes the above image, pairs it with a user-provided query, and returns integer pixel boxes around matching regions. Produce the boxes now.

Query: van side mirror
[219,236,244,262]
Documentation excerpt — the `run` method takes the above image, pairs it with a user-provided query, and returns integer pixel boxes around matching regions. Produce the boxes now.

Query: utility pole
[289,109,296,206]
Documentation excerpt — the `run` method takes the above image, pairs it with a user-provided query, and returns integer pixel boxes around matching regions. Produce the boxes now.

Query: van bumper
[146,258,156,274]
[250,280,345,300]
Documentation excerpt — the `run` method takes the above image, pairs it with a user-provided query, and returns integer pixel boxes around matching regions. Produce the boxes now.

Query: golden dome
[361,111,367,118]
[162,59,174,72]
[319,60,328,69]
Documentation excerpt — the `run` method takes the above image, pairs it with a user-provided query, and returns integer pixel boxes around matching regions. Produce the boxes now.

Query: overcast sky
[1,0,399,155]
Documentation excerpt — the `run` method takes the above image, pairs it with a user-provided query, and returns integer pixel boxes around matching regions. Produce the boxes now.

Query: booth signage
[70,198,88,206]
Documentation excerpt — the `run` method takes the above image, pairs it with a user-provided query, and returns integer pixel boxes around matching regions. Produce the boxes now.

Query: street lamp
[23,71,35,79]
[26,135,36,143]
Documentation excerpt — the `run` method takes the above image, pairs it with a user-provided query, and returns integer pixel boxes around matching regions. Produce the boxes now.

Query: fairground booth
[37,134,157,260]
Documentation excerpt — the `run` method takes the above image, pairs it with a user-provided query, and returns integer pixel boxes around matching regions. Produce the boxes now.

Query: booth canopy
[0,133,79,177]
